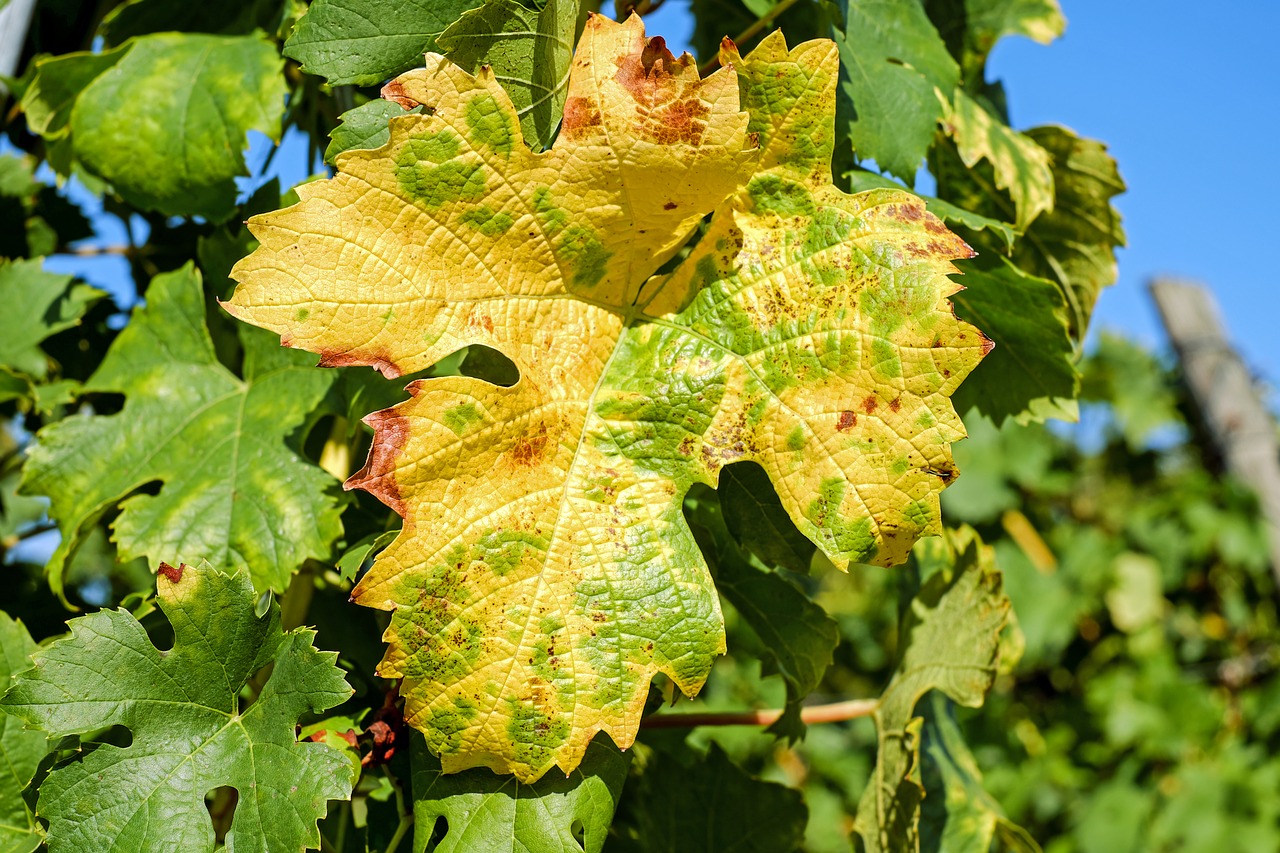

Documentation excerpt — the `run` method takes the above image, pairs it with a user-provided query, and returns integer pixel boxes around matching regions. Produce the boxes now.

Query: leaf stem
[382,766,413,853]
[641,698,879,728]
[698,0,806,75]
[279,564,316,631]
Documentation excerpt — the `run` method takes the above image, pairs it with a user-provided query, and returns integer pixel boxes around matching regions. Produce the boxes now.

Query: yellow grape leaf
[227,15,986,781]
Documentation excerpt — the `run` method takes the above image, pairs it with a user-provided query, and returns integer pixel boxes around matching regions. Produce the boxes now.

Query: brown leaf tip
[158,562,185,584]
[381,79,420,111]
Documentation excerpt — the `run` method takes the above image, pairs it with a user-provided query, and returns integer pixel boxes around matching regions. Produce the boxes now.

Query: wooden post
[1150,279,1280,588]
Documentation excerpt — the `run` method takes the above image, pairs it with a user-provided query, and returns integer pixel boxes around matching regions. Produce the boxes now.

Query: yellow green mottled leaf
[942,89,1052,231]
[228,17,985,781]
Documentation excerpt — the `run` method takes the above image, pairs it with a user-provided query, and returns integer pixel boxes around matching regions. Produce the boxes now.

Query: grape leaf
[715,547,838,740]
[941,90,1052,231]
[833,0,959,182]
[326,100,419,165]
[686,478,835,739]
[100,0,290,43]
[0,563,356,853]
[611,743,806,853]
[719,463,815,574]
[284,0,483,86]
[23,33,285,221]
[961,0,1064,54]
[948,254,1077,424]
[927,0,1065,82]
[1015,126,1125,339]
[435,0,579,151]
[411,730,629,852]
[918,692,1041,853]
[0,613,43,853]
[854,526,1011,852]
[227,18,986,780]
[0,258,103,381]
[21,264,344,601]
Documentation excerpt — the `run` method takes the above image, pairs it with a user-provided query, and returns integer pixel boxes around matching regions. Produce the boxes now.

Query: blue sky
[644,0,1280,388]
[39,2,1280,388]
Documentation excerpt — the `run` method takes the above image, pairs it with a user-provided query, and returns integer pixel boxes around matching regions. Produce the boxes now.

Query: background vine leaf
[0,613,43,853]
[23,33,286,221]
[326,100,419,165]
[0,258,103,405]
[854,527,1011,852]
[411,730,629,853]
[435,0,580,151]
[285,0,484,86]
[941,90,1053,231]
[610,743,807,853]
[834,0,959,182]
[0,563,356,853]
[918,693,1041,853]
[21,264,345,600]
[947,254,1078,424]
[228,17,985,781]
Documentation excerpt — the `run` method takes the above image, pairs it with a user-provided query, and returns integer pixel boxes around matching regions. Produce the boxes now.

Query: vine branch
[641,698,878,728]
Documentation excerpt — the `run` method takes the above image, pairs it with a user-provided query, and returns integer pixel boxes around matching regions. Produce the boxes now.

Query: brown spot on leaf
[318,347,403,379]
[469,313,495,334]
[562,96,602,137]
[510,425,550,467]
[836,411,857,431]
[889,397,902,412]
[158,562,184,584]
[347,407,412,521]
[862,396,878,414]
[980,334,996,356]
[663,201,677,210]
[613,37,710,146]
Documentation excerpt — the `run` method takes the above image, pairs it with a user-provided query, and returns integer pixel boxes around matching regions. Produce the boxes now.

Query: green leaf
[716,550,838,740]
[21,264,344,600]
[284,0,483,86]
[21,46,131,140]
[27,33,285,221]
[962,0,1065,52]
[0,258,104,381]
[616,743,807,853]
[854,526,1010,852]
[719,463,815,574]
[949,253,1078,424]
[941,89,1053,231]
[100,0,291,43]
[335,529,398,584]
[434,0,578,151]
[918,692,1041,853]
[1016,126,1125,339]
[927,0,1064,82]
[0,563,355,853]
[685,480,835,738]
[411,730,629,852]
[326,100,418,165]
[834,0,959,182]
[0,613,43,853]
[846,169,1017,250]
